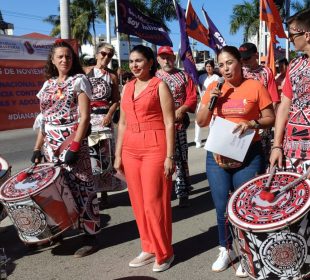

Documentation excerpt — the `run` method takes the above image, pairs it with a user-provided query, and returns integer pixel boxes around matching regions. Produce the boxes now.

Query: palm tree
[291,0,310,12]
[230,0,260,43]
[44,0,104,47]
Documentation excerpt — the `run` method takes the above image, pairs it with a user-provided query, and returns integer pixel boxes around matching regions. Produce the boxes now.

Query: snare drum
[0,163,79,245]
[228,171,310,280]
[0,157,11,222]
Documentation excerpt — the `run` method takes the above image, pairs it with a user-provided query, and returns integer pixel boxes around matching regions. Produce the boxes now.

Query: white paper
[205,117,255,162]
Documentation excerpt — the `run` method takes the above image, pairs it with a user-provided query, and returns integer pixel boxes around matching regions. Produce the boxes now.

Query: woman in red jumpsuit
[114,45,175,272]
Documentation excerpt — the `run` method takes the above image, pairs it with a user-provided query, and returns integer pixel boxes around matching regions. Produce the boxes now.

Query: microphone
[208,77,225,111]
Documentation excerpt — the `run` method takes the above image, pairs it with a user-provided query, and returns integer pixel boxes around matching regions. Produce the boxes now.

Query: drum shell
[0,164,79,244]
[233,212,310,280]
[227,171,310,279]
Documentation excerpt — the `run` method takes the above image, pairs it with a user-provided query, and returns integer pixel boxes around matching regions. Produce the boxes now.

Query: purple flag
[175,3,199,85]
[202,7,226,53]
[117,0,172,46]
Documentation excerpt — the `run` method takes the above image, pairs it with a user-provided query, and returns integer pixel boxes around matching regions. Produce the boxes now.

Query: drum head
[228,171,310,232]
[0,163,60,201]
[0,157,9,178]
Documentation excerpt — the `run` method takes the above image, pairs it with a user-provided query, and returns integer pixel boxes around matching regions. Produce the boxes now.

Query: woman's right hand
[114,156,123,174]
[31,150,42,164]
[269,148,283,169]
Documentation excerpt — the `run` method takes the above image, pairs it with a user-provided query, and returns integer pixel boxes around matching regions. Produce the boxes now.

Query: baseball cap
[157,46,174,56]
[239,42,257,59]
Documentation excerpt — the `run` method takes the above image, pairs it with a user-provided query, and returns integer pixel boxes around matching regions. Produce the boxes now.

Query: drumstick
[16,163,37,182]
[15,161,64,182]
[260,168,310,202]
[259,166,276,201]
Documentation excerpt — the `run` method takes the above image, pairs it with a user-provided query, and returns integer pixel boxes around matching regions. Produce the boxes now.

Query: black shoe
[178,196,190,208]
[74,235,98,258]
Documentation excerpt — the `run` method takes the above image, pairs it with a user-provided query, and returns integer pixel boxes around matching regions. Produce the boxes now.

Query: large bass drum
[0,163,79,245]
[227,171,310,280]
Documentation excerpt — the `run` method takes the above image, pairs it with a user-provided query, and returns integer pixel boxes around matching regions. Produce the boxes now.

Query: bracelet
[166,155,175,160]
[271,146,283,151]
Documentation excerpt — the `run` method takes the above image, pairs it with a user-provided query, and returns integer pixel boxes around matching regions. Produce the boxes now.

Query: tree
[44,0,104,47]
[230,0,260,43]
[291,0,310,12]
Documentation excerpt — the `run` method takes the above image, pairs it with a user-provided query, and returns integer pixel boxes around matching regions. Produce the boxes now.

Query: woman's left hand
[233,121,253,136]
[164,158,175,178]
[102,114,112,127]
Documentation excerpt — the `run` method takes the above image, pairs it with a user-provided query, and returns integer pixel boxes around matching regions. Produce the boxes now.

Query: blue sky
[1,0,251,54]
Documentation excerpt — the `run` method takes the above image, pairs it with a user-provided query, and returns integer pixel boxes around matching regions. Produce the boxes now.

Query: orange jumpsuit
[121,77,173,264]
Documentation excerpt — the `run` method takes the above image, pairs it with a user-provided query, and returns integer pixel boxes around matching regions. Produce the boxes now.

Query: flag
[117,0,172,46]
[267,40,276,75]
[186,1,210,46]
[175,2,199,85]
[201,7,226,53]
[260,0,287,39]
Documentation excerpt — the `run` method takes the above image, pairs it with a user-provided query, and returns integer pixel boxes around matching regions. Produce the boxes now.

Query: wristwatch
[166,155,175,160]
[250,120,260,129]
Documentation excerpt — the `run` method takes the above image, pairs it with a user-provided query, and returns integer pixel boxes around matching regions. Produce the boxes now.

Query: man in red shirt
[156,46,197,207]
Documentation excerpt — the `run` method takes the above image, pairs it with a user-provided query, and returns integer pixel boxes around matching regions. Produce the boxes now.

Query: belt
[91,101,109,108]
[127,121,165,133]
[91,108,109,115]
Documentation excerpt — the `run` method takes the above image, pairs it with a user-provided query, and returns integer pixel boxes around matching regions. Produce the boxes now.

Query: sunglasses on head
[100,51,113,58]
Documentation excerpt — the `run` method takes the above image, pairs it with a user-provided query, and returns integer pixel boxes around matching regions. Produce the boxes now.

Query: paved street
[0,120,246,280]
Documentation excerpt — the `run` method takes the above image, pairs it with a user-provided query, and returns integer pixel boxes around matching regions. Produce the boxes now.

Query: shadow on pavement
[114,277,158,280]
[173,225,218,264]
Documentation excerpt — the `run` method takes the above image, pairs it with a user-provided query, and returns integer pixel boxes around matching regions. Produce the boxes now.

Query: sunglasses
[100,51,113,58]
[288,32,305,41]
[241,55,253,61]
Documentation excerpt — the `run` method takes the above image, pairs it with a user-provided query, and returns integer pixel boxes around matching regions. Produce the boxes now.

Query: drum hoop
[0,163,60,201]
[0,157,9,178]
[228,171,310,232]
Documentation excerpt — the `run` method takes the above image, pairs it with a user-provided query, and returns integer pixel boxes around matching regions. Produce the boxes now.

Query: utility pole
[60,0,70,39]
[106,0,111,43]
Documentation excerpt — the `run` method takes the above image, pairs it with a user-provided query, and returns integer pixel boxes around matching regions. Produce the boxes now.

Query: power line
[2,9,48,21]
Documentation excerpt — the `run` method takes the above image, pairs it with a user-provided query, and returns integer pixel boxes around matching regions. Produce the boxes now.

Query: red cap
[157,46,174,56]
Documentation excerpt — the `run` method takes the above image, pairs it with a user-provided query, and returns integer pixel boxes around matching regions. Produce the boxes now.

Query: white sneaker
[195,142,203,148]
[212,247,237,272]
[152,255,174,272]
[236,263,248,278]
[129,251,155,267]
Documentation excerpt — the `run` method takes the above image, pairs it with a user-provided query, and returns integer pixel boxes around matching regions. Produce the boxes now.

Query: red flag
[260,0,287,39]
[267,40,276,75]
[186,1,210,46]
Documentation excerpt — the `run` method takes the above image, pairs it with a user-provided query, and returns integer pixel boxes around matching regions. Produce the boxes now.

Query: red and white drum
[0,157,11,222]
[228,171,310,280]
[0,163,79,244]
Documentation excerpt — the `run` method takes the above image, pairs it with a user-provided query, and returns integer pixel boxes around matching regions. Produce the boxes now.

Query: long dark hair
[45,40,84,79]
[130,45,157,77]
[217,46,241,62]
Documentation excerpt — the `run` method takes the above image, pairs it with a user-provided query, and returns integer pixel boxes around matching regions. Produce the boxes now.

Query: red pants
[122,129,173,264]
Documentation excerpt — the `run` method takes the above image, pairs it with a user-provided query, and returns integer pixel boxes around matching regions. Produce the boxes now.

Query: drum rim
[0,163,60,201]
[0,156,9,178]
[227,171,310,232]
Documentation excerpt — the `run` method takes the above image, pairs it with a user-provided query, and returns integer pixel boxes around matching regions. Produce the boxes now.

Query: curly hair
[45,40,84,79]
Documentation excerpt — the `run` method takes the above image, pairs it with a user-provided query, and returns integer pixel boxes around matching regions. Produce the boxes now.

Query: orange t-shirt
[201,79,272,141]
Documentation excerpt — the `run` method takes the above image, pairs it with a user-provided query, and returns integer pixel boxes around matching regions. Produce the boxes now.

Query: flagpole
[259,0,263,63]
[285,0,290,60]
[172,0,181,68]
[114,0,121,69]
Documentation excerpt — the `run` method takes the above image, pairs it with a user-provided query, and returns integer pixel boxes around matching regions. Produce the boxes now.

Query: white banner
[0,34,54,61]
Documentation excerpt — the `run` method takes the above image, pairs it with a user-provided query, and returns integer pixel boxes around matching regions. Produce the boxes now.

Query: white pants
[194,102,202,144]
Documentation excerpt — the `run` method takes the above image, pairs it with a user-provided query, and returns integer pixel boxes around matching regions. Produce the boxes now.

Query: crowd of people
[26,6,310,276]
